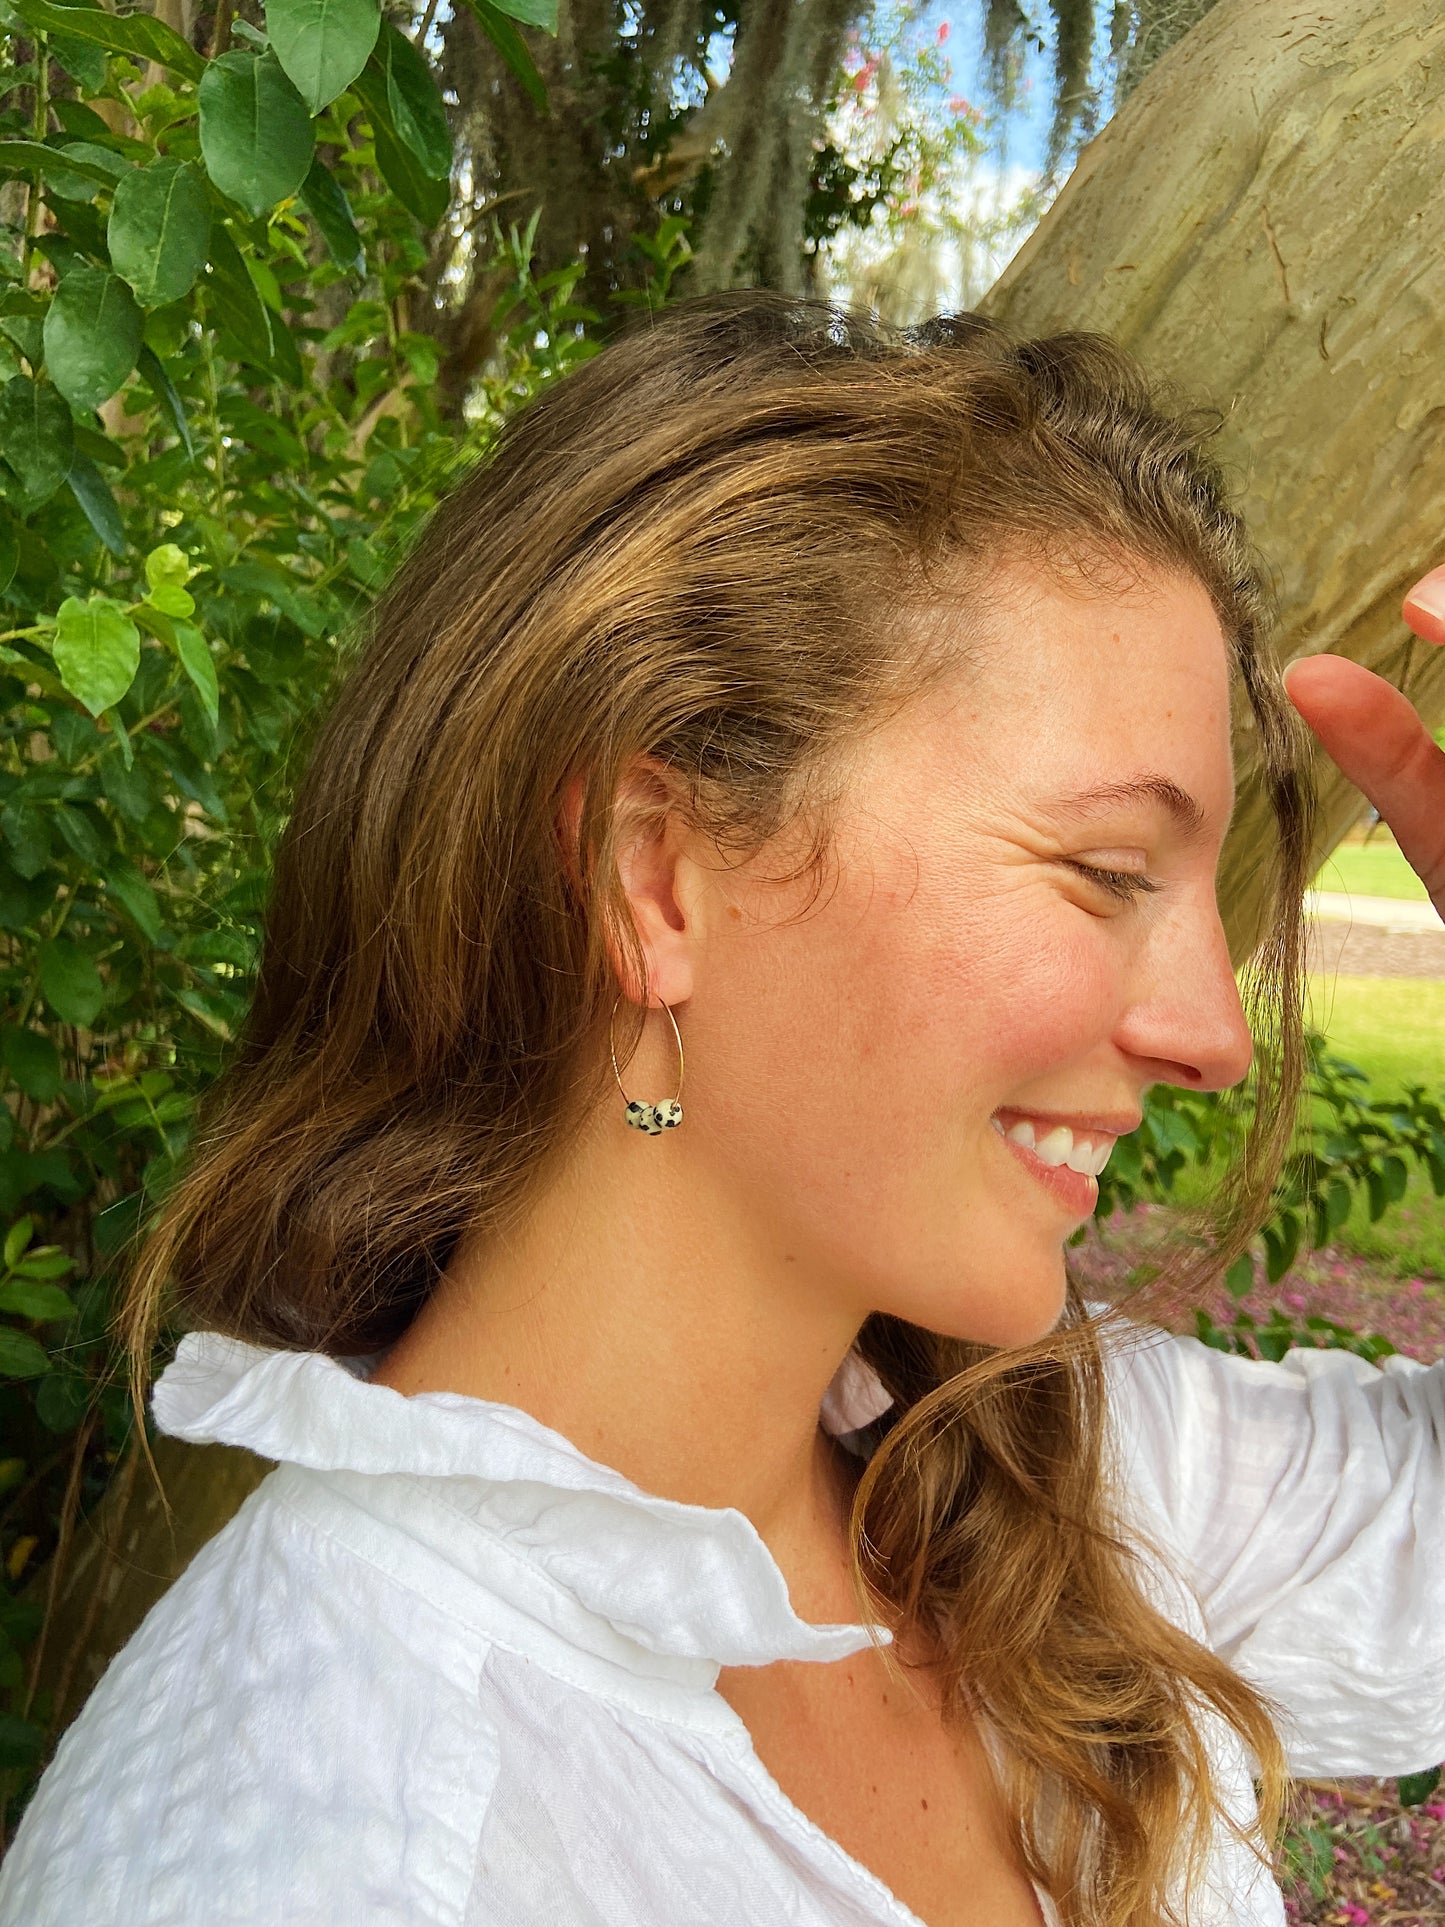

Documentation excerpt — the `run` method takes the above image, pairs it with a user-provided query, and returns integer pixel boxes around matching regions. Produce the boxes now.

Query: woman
[2,290,1443,1927]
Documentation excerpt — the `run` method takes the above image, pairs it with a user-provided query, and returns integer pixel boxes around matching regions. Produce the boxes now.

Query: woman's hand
[1283,567,1445,918]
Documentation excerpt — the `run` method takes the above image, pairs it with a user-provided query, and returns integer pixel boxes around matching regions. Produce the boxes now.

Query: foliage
[0,0,704,1827]
[1097,1031,1445,1317]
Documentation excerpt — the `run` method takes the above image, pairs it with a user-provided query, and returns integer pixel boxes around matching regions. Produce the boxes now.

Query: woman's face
[686,555,1251,1349]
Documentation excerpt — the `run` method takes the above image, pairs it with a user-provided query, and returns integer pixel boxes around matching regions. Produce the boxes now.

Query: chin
[911,1254,1071,1352]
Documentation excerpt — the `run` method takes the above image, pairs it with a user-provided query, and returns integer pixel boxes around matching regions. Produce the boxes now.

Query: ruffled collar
[151,1331,898,1672]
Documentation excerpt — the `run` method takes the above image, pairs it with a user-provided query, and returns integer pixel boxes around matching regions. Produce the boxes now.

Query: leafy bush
[0,0,699,1813]
[1096,1031,1445,1346]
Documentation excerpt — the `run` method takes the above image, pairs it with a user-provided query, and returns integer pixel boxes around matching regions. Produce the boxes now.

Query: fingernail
[1404,566,1445,626]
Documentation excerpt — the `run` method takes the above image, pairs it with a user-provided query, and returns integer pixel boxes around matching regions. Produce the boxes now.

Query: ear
[611,757,702,1012]
[556,760,703,1010]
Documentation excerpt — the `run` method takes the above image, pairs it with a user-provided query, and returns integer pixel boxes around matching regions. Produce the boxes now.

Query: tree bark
[17,0,1445,1771]
[979,0,1445,957]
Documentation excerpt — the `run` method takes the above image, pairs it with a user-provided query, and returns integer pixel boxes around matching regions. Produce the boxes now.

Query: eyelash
[1069,863,1162,903]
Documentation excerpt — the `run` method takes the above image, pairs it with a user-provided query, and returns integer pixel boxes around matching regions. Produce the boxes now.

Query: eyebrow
[1045,776,1210,841]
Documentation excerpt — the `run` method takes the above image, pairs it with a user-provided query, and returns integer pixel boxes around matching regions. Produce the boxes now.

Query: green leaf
[35,1366,92,1432]
[136,344,194,459]
[15,1248,77,1278]
[268,0,381,114]
[1399,1766,1442,1808]
[49,30,108,89]
[458,0,547,110]
[107,159,210,308]
[66,450,127,556]
[147,581,194,616]
[37,936,104,1028]
[375,19,451,178]
[9,0,205,79]
[106,859,165,943]
[50,594,141,718]
[145,541,193,594]
[173,621,220,726]
[0,519,17,594]
[42,268,143,412]
[0,138,115,199]
[0,1277,73,1322]
[1325,1176,1352,1230]
[0,375,73,504]
[199,51,316,218]
[203,222,273,367]
[1224,1253,1254,1299]
[0,1328,50,1379]
[53,802,107,868]
[1262,1209,1299,1284]
[298,156,365,274]
[223,558,329,634]
[374,108,449,226]
[487,0,556,32]
[2,1215,33,1271]
[1,802,50,881]
[1367,1164,1388,1223]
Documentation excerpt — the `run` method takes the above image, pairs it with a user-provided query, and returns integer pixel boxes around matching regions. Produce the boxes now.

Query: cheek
[898,882,1124,1105]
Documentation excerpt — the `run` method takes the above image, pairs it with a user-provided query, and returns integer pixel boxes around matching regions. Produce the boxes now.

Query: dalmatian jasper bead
[653,1099,683,1130]
[624,1100,657,1131]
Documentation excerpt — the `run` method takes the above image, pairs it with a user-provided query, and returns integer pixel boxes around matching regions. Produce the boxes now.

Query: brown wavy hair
[118,289,1312,1925]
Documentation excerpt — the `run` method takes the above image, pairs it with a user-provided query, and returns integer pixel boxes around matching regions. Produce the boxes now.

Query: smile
[990,1113,1116,1177]
[988,1109,1130,1220]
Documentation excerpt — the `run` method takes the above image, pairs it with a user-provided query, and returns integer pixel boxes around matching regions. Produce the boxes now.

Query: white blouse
[2,1318,1444,1927]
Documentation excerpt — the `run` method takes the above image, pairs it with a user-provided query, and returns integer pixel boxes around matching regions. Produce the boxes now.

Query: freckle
[728,905,742,920]
[921,1798,929,1811]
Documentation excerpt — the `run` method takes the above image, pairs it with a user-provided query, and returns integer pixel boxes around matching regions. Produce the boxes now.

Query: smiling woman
[10,291,1437,1927]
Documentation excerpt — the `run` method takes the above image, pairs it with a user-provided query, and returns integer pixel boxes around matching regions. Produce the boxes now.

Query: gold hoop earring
[609,993,684,1135]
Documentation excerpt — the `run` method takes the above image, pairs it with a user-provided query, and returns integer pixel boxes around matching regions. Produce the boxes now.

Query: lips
[988,1107,1140,1221]
[990,1113,1115,1177]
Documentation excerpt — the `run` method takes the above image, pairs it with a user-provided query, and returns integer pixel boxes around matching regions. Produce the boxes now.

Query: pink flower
[1338,1906,1371,1924]
[948,94,972,114]
[937,19,950,41]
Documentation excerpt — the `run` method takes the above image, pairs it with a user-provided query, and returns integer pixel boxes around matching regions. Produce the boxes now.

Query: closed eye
[1067,862,1162,904]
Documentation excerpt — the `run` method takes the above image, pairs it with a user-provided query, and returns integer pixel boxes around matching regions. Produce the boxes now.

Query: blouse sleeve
[1107,1320,1445,1779]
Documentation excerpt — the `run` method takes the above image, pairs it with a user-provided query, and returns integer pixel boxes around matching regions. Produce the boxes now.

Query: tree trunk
[18,0,1445,1774]
[979,0,1445,958]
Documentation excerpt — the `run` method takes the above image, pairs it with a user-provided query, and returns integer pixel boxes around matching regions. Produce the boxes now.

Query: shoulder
[0,1467,501,1927]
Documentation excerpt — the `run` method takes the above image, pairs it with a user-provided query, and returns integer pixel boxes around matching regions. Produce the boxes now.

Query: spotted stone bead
[623,1098,682,1134]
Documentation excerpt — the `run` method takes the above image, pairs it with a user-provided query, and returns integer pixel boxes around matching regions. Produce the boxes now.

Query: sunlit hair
[119,289,1313,1925]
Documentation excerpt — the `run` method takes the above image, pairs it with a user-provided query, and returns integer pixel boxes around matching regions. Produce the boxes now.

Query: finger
[1282,653,1445,905]
[1403,566,1445,647]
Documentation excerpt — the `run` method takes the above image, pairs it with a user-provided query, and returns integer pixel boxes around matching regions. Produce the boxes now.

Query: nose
[1113,890,1255,1093]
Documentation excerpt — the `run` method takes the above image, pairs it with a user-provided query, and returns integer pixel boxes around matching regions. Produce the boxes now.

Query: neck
[369,1103,871,1616]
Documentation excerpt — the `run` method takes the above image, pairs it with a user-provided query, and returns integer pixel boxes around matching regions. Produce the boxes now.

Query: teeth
[1086,1138,1114,1177]
[997,1116,1116,1179]
[1034,1125,1073,1168]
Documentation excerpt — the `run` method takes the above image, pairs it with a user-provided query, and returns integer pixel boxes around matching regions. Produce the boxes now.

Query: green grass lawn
[1302,976,1445,1277]
[1312,831,1429,902]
